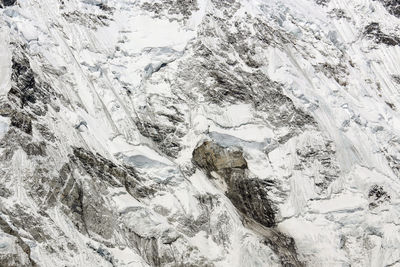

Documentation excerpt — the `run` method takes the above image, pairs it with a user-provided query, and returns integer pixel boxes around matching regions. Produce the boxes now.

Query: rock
[315,0,330,6]
[10,112,32,135]
[0,217,37,267]
[87,244,116,267]
[192,141,247,175]
[193,141,275,226]
[295,140,340,191]
[34,123,56,142]
[193,141,303,265]
[142,0,199,19]
[376,0,400,18]
[71,147,154,198]
[227,178,276,227]
[21,141,46,156]
[364,22,400,46]
[135,95,188,158]
[62,11,111,30]
[0,0,17,7]
[8,50,53,116]
[368,185,391,209]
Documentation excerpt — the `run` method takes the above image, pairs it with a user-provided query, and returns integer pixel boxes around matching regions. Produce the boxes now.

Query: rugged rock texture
[376,0,400,17]
[0,0,16,8]
[364,22,400,46]
[0,0,400,266]
[193,141,302,266]
[192,141,275,227]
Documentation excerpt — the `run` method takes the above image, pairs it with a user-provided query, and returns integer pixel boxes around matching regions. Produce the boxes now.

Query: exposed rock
[7,206,50,243]
[295,140,340,191]
[135,95,188,158]
[381,141,400,178]
[376,0,400,18]
[315,0,330,6]
[142,0,199,19]
[10,112,32,135]
[193,141,302,266]
[227,178,277,227]
[0,0,17,7]
[192,141,247,175]
[193,141,276,227]
[328,8,350,20]
[135,121,183,158]
[8,49,55,116]
[57,165,87,233]
[34,123,56,142]
[368,185,391,209]
[364,22,400,46]
[392,75,400,84]
[261,227,303,267]
[0,216,37,267]
[62,11,111,29]
[87,244,116,267]
[71,147,154,199]
[96,3,114,13]
[21,141,46,156]
[315,62,348,86]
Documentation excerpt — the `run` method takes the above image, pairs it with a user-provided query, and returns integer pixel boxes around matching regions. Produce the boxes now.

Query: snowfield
[0,0,400,266]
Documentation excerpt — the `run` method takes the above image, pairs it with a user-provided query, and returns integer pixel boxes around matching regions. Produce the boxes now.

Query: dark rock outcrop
[368,185,391,209]
[0,0,17,7]
[135,95,188,158]
[62,11,111,30]
[192,141,247,175]
[376,0,400,18]
[142,0,199,19]
[193,141,275,227]
[9,50,54,116]
[364,23,400,46]
[315,0,330,6]
[71,147,154,199]
[0,216,37,267]
[294,141,340,191]
[193,141,303,266]
[10,112,32,135]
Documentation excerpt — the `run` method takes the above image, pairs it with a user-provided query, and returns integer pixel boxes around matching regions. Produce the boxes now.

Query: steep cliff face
[0,0,400,266]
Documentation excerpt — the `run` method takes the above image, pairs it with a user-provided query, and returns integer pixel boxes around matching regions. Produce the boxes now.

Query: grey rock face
[0,0,16,8]
[364,22,400,46]
[295,141,340,191]
[8,50,54,116]
[315,0,330,6]
[192,141,276,226]
[1,0,400,265]
[71,147,154,198]
[227,177,277,227]
[0,217,36,267]
[62,11,111,30]
[368,185,391,209]
[142,0,199,19]
[10,112,32,135]
[376,0,400,17]
[193,141,302,266]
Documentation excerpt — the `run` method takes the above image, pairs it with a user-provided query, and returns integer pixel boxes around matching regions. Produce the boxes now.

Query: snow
[0,27,11,96]
[0,117,10,140]
[1,0,400,265]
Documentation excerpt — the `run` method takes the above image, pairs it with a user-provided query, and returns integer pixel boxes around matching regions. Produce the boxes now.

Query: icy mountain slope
[0,0,400,266]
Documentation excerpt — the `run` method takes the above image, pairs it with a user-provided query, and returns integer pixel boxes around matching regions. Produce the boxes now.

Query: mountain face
[0,0,400,266]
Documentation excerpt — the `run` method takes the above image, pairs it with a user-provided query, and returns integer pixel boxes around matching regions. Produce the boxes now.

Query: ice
[0,28,11,96]
[1,0,400,265]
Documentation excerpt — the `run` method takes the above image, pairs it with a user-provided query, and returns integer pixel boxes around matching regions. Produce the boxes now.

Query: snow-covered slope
[0,0,400,266]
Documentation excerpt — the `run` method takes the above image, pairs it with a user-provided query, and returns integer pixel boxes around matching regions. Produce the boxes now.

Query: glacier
[0,0,400,266]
